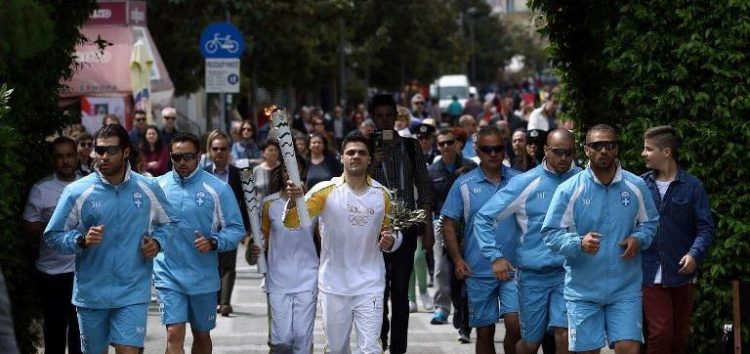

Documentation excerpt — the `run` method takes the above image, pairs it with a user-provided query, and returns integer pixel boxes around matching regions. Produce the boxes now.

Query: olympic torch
[239,168,267,273]
[269,107,312,227]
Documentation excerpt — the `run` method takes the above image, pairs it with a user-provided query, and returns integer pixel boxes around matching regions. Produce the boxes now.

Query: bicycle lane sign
[200,22,245,59]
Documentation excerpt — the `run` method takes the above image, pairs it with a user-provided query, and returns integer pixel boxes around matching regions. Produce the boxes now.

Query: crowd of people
[23,86,714,354]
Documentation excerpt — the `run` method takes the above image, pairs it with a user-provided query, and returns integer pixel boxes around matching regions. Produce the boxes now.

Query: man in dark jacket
[204,130,251,316]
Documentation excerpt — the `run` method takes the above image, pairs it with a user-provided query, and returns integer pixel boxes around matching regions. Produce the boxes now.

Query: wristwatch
[209,238,218,251]
[76,235,87,249]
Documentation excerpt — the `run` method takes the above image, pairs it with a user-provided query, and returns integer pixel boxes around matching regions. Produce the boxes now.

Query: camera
[370,130,383,151]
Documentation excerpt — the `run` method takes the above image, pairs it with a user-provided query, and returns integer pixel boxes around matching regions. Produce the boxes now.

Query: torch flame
[264,105,279,116]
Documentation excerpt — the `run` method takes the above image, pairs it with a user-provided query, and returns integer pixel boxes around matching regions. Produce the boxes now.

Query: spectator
[458,115,478,159]
[76,132,94,175]
[368,93,433,354]
[527,95,560,131]
[427,128,476,343]
[293,129,309,157]
[329,104,352,148]
[129,109,147,143]
[252,140,282,199]
[101,114,121,126]
[311,116,336,155]
[463,93,483,119]
[305,133,342,190]
[447,95,463,123]
[395,106,412,138]
[231,120,262,167]
[23,137,82,354]
[414,123,438,166]
[203,130,251,317]
[427,96,442,122]
[140,125,170,177]
[159,107,180,145]
[511,129,535,172]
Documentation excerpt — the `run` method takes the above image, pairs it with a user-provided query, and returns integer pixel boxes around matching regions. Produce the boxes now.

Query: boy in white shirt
[285,135,402,354]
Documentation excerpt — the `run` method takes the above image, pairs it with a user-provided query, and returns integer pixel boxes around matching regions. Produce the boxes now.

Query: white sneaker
[409,301,418,313]
[420,293,434,311]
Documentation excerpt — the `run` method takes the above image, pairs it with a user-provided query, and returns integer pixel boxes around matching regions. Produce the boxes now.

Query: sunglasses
[549,148,574,157]
[437,140,456,147]
[211,147,228,152]
[94,145,122,156]
[478,145,504,154]
[586,141,618,151]
[163,116,176,120]
[79,142,93,147]
[171,152,197,162]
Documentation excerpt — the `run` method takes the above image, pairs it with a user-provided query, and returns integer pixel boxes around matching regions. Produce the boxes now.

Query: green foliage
[528,0,750,351]
[149,0,541,97]
[0,1,97,351]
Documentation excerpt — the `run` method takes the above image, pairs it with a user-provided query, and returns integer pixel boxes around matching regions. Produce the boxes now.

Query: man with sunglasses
[442,125,522,354]
[542,124,659,353]
[129,109,148,144]
[474,129,581,354]
[76,133,94,175]
[203,130,250,317]
[44,124,176,354]
[160,107,180,145]
[427,128,476,342]
[155,133,245,354]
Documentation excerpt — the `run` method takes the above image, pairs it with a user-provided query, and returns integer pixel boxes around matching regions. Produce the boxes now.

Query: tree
[528,1,750,352]
[0,1,97,351]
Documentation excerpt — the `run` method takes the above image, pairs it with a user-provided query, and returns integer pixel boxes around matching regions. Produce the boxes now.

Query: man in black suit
[203,130,250,316]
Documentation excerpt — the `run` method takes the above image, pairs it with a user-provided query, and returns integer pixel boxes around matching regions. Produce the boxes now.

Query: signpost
[200,22,244,130]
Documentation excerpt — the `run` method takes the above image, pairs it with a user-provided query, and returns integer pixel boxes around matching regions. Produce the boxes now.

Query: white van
[430,75,475,112]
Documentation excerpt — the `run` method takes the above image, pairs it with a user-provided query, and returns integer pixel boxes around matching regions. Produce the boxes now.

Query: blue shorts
[466,276,519,328]
[157,288,217,332]
[567,297,643,352]
[517,269,567,343]
[77,303,148,353]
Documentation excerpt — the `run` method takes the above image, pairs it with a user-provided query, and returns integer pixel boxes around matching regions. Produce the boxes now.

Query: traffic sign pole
[200,22,245,133]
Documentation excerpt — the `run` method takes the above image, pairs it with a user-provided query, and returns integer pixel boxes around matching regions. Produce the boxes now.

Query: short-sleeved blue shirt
[441,164,521,278]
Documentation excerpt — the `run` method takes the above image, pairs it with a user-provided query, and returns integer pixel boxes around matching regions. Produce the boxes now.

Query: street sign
[205,58,240,93]
[199,22,245,59]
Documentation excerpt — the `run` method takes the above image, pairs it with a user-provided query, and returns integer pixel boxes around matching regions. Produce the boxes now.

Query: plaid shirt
[371,136,432,210]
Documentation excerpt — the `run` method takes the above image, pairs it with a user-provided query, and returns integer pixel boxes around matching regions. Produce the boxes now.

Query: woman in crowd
[395,106,413,138]
[252,139,282,198]
[140,125,169,177]
[293,130,309,157]
[305,133,342,190]
[231,119,262,167]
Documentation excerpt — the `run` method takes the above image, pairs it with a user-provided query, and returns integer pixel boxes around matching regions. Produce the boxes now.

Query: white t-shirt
[23,174,79,274]
[653,179,671,284]
[527,107,550,131]
[262,193,318,294]
[284,177,401,296]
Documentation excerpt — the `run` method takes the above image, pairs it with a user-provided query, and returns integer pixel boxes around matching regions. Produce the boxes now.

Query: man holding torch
[284,134,402,354]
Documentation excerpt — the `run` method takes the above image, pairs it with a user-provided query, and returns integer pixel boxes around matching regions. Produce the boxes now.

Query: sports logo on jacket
[196,191,206,206]
[621,191,631,207]
[133,192,143,208]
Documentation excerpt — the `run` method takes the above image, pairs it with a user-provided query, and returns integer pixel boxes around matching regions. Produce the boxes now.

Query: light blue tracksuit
[474,162,581,271]
[541,164,659,303]
[44,167,176,309]
[155,168,245,295]
[474,161,581,342]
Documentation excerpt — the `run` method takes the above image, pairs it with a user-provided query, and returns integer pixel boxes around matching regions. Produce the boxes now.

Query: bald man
[473,129,581,354]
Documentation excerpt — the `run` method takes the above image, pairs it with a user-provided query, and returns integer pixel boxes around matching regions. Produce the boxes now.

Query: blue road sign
[200,22,245,59]
[227,73,239,85]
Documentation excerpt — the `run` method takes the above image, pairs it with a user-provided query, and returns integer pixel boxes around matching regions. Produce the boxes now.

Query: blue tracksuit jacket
[541,164,659,303]
[44,167,177,309]
[474,161,581,271]
[155,168,245,295]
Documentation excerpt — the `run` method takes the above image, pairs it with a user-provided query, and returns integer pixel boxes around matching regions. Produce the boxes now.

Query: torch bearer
[270,107,312,227]
[239,168,267,273]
